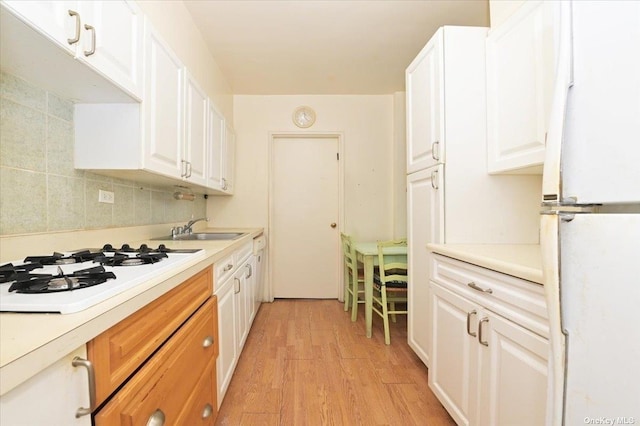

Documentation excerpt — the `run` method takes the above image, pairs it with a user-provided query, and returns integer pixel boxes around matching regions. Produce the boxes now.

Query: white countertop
[0,227,263,395]
[426,243,543,285]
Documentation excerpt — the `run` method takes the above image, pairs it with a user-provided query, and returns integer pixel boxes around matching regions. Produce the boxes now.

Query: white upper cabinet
[207,104,226,191]
[223,123,236,194]
[74,1,143,99]
[406,29,443,173]
[143,23,185,180]
[184,72,208,187]
[2,0,143,100]
[486,0,556,174]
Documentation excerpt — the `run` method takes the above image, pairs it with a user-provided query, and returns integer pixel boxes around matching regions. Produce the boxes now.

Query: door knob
[330,223,337,228]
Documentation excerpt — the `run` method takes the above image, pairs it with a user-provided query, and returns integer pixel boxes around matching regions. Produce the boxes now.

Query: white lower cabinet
[0,346,91,425]
[215,242,259,407]
[429,254,549,426]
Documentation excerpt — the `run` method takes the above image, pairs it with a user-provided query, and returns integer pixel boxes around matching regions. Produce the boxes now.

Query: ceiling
[183,0,490,95]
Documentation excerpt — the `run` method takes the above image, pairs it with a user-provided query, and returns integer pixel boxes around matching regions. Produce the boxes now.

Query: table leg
[364,255,374,338]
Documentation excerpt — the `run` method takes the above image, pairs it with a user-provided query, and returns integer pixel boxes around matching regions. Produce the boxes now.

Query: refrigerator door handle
[541,1,574,203]
[541,213,566,426]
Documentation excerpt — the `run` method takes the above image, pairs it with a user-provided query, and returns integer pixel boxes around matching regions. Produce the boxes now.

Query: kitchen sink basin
[153,232,246,241]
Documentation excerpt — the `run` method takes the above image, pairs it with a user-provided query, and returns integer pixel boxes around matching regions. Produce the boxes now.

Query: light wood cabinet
[87,267,212,406]
[486,0,556,174]
[2,0,143,99]
[95,296,218,425]
[429,254,548,425]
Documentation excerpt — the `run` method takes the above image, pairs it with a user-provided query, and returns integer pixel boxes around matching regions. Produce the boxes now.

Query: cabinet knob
[330,223,337,228]
[202,335,214,348]
[147,409,166,426]
[202,403,214,419]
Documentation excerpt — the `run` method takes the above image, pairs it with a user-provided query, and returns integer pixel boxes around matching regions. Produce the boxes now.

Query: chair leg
[381,287,391,345]
[351,285,359,322]
[390,301,397,323]
[344,269,350,312]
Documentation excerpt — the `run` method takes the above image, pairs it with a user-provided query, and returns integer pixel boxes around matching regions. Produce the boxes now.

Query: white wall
[137,0,233,120]
[393,92,407,239]
[207,95,398,242]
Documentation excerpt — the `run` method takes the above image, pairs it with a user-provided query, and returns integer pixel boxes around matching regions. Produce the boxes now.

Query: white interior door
[271,136,340,299]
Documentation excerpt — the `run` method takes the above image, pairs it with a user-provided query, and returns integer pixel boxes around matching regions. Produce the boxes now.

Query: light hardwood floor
[215,299,455,426]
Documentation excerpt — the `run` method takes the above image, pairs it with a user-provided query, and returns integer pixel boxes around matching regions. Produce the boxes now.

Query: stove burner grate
[8,266,116,293]
[94,252,168,267]
[0,262,47,284]
[24,250,105,266]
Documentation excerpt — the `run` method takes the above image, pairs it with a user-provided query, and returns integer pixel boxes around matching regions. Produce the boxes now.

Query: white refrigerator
[541,1,640,424]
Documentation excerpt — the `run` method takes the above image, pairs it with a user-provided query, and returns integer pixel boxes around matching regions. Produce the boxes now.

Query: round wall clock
[292,106,316,128]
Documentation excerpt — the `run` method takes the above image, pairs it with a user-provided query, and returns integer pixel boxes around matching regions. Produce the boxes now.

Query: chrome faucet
[183,217,209,234]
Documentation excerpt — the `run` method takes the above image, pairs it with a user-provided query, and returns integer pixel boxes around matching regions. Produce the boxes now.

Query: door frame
[266,131,345,302]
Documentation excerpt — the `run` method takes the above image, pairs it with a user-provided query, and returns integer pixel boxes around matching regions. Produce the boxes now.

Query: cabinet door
[406,28,443,173]
[2,1,77,55]
[207,104,225,190]
[143,22,185,179]
[216,277,238,406]
[222,122,236,194]
[429,282,478,426]
[77,0,143,99]
[407,166,444,367]
[0,346,91,425]
[478,311,548,426]
[185,72,208,186]
[233,266,249,350]
[486,0,555,173]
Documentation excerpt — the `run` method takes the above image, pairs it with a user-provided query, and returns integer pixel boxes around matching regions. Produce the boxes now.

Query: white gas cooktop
[0,248,206,314]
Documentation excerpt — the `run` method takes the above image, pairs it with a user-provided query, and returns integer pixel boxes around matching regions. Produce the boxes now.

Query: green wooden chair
[372,239,408,344]
[341,233,365,321]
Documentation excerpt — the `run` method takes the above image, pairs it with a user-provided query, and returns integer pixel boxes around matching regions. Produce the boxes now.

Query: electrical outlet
[98,190,115,204]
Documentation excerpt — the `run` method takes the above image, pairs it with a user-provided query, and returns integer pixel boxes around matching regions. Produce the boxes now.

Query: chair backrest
[376,239,408,285]
[341,233,358,277]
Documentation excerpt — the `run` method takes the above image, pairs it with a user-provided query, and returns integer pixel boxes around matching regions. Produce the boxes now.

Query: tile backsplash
[0,72,206,236]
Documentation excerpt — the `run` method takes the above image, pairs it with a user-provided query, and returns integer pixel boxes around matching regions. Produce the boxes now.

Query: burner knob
[103,244,113,251]
[158,244,167,252]
[121,244,131,251]
[139,244,149,252]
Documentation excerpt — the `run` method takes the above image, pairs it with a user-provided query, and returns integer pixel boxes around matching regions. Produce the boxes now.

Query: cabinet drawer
[431,254,548,337]
[95,296,218,425]
[215,253,236,284]
[88,267,212,406]
[234,241,253,265]
[176,363,217,425]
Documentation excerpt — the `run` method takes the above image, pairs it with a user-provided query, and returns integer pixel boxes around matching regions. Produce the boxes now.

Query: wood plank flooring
[215,299,455,426]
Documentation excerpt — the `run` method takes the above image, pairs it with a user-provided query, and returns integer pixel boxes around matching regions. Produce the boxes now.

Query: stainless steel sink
[152,232,246,241]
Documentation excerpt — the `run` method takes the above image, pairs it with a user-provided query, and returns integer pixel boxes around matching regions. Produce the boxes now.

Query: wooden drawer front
[176,363,217,425]
[95,296,218,426]
[88,267,212,406]
[431,254,548,338]
[215,253,235,284]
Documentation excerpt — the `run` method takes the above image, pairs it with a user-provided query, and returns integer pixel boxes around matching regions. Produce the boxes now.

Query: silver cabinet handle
[431,170,439,190]
[222,177,228,190]
[67,10,81,45]
[147,409,165,426]
[431,140,440,161]
[234,277,241,294]
[202,335,214,348]
[468,281,492,294]
[202,403,214,419]
[83,24,96,56]
[223,263,233,272]
[72,356,95,418]
[478,317,489,347]
[180,160,187,177]
[466,310,477,337]
[245,263,252,278]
